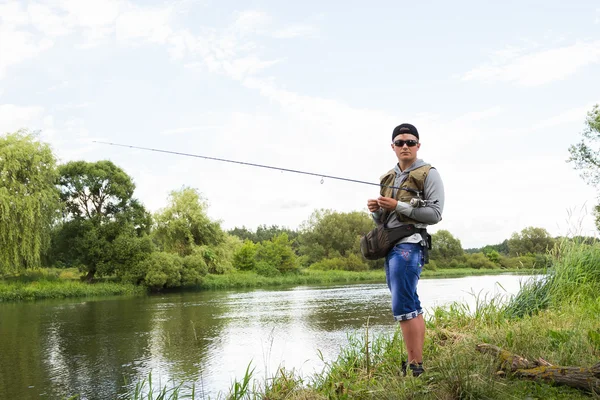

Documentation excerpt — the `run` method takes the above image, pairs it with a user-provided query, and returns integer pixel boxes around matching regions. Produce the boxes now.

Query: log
[476,344,600,393]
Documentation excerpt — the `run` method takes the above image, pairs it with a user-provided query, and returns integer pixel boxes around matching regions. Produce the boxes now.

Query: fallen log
[476,344,600,393]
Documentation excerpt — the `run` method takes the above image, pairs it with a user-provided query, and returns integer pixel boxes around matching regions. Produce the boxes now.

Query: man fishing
[367,123,445,377]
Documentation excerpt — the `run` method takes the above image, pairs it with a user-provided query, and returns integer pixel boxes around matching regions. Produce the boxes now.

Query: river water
[0,274,534,399]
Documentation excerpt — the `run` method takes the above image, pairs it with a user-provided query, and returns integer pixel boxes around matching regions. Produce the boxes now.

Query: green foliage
[53,160,151,280]
[569,105,600,230]
[0,279,144,301]
[137,252,183,290]
[568,104,600,188]
[308,254,368,271]
[508,226,555,256]
[465,240,509,255]
[194,234,240,274]
[233,240,257,271]
[504,240,600,318]
[429,229,464,262]
[464,252,497,269]
[254,261,281,277]
[297,209,375,265]
[228,224,299,245]
[256,233,299,273]
[486,250,501,263]
[181,254,208,286]
[0,130,60,273]
[498,254,536,269]
[153,187,224,256]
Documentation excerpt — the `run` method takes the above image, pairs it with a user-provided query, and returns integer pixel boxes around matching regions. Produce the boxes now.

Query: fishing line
[93,141,400,189]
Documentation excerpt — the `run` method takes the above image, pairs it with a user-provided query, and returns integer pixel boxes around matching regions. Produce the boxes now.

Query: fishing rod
[92,141,401,189]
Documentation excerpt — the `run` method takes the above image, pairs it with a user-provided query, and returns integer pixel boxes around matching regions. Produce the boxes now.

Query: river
[0,273,534,399]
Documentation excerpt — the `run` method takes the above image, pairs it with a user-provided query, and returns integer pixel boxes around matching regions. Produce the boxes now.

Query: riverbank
[0,267,535,302]
[0,267,537,302]
[121,241,599,399]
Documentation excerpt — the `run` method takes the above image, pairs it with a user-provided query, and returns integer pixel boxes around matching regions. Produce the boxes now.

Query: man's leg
[399,313,425,363]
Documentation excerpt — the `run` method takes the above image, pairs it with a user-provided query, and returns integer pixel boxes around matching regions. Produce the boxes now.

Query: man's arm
[394,168,444,224]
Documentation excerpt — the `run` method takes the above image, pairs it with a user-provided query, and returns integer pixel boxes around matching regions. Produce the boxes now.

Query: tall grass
[0,279,145,301]
[503,239,600,318]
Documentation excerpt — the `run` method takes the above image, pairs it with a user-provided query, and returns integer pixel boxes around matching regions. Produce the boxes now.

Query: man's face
[391,133,420,164]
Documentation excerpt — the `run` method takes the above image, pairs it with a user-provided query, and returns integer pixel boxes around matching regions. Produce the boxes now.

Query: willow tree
[0,130,60,273]
[153,187,225,256]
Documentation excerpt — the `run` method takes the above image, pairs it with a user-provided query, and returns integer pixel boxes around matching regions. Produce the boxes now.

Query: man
[367,123,444,377]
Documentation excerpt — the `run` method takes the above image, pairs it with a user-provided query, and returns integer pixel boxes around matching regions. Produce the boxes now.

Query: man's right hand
[367,199,380,212]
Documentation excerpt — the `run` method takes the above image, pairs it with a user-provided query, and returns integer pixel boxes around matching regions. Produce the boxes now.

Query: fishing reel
[409,198,427,208]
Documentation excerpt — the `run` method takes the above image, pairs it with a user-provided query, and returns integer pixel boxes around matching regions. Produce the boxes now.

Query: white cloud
[0,26,54,79]
[273,24,318,39]
[532,104,596,131]
[452,107,504,124]
[115,4,174,44]
[232,10,271,34]
[463,41,600,86]
[0,104,45,133]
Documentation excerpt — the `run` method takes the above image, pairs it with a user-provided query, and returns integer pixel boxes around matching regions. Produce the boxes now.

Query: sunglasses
[393,139,419,147]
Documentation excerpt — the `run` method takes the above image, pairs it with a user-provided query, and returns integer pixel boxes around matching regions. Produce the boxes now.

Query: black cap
[392,123,419,140]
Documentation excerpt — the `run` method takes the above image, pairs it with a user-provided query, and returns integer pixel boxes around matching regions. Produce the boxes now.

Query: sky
[1,0,599,249]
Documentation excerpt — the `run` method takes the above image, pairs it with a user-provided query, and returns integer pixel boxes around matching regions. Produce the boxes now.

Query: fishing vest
[379,164,432,225]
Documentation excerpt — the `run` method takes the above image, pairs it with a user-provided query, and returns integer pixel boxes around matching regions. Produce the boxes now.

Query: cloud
[532,104,596,131]
[232,10,271,34]
[0,25,54,79]
[463,41,600,86]
[273,24,318,39]
[452,107,504,124]
[115,4,174,45]
[0,104,45,133]
[161,125,224,136]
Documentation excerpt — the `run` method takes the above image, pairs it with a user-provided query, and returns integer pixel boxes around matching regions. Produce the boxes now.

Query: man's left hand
[377,196,398,211]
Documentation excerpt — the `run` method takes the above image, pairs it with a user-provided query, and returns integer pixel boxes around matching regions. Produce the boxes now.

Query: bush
[233,240,257,271]
[464,252,497,269]
[255,261,281,277]
[499,254,536,269]
[181,254,208,286]
[308,254,368,271]
[137,252,182,289]
[424,259,438,271]
[256,234,299,273]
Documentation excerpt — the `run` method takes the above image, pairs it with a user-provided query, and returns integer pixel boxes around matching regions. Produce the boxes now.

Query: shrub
[233,240,258,271]
[138,252,182,289]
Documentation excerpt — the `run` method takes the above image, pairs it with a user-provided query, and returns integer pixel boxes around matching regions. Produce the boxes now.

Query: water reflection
[0,274,534,399]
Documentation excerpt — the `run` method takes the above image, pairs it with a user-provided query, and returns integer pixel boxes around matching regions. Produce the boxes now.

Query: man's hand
[367,199,380,212]
[377,196,398,211]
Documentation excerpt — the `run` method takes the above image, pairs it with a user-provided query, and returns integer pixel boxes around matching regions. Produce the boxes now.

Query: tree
[0,131,60,273]
[429,230,463,263]
[153,187,224,256]
[568,104,600,228]
[52,160,152,280]
[507,226,555,256]
[228,224,299,246]
[256,233,299,273]
[297,209,375,265]
[233,240,258,271]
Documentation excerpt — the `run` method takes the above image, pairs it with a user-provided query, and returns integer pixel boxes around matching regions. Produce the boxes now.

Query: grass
[117,240,600,399]
[0,268,146,301]
[0,266,535,302]
[197,268,535,291]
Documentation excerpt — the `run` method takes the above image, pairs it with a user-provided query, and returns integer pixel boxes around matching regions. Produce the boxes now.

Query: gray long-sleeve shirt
[372,158,445,244]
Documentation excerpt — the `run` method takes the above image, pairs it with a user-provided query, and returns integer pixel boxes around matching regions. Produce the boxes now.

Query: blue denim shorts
[384,242,424,321]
